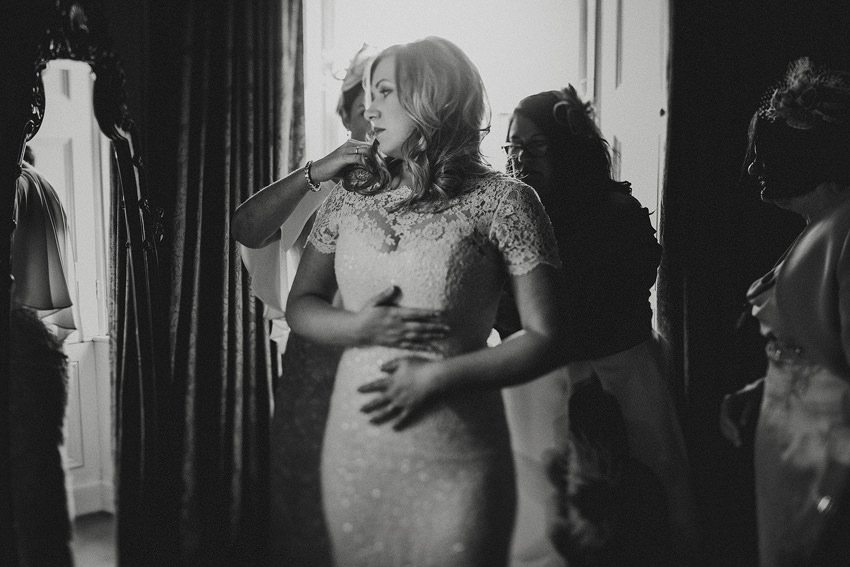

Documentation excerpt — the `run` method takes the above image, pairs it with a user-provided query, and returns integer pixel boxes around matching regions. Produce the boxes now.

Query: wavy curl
[361,37,492,212]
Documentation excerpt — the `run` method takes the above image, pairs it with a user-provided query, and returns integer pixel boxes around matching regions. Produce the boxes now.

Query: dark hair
[744,57,850,199]
[338,83,363,121]
[511,87,630,195]
[745,111,850,199]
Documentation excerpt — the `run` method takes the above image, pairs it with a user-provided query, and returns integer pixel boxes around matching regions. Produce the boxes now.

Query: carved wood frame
[1,2,162,562]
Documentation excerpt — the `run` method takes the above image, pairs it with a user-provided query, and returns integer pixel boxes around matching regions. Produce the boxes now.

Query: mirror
[2,1,163,565]
[29,57,115,561]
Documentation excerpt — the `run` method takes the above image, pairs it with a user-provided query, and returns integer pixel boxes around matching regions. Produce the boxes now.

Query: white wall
[306,0,581,169]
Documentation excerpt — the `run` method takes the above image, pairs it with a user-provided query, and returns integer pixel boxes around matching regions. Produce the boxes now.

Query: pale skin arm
[358,264,565,430]
[286,244,452,349]
[231,138,372,249]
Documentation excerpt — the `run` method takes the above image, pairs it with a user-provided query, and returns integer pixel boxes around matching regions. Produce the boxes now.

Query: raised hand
[354,285,450,351]
[310,139,374,184]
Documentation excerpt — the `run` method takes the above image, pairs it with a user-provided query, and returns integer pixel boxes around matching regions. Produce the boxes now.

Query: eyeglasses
[501,140,549,158]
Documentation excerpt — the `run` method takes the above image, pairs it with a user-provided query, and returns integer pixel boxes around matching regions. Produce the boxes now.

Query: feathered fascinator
[760,57,850,130]
[552,85,601,139]
[335,43,380,119]
[339,43,380,94]
[747,58,850,199]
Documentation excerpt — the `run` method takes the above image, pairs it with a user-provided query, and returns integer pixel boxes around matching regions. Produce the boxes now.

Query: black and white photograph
[2,1,850,566]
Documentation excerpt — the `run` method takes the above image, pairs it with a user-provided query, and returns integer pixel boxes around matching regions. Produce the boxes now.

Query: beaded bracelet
[304,160,322,192]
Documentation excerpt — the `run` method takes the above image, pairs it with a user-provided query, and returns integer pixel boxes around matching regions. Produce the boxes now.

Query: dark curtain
[111,141,160,567]
[659,1,850,565]
[0,3,56,565]
[165,1,303,565]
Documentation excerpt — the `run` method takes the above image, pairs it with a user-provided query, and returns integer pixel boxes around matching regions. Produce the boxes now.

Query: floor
[70,512,116,567]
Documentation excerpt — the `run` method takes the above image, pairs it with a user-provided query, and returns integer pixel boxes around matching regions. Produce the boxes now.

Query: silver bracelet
[304,160,322,192]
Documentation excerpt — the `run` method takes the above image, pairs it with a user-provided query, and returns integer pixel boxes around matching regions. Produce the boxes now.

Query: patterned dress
[307,173,560,567]
[269,333,341,566]
[747,196,850,567]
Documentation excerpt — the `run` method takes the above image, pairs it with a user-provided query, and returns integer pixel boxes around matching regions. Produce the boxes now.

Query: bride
[286,36,565,567]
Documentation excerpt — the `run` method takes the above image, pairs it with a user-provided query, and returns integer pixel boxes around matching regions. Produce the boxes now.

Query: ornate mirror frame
[1,1,163,563]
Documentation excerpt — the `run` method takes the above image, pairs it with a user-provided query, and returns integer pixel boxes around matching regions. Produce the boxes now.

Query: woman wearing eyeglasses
[499,87,699,567]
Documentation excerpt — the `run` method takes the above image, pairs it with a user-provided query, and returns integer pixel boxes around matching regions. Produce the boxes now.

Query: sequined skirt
[321,345,516,567]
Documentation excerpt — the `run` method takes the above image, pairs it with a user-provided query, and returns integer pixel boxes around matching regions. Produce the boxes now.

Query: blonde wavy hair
[364,36,492,211]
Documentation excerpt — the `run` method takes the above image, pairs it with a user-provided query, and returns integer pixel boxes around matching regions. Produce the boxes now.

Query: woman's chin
[762,194,792,209]
[760,183,813,210]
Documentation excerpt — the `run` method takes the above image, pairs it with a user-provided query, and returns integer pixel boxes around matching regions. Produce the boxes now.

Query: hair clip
[552,99,596,138]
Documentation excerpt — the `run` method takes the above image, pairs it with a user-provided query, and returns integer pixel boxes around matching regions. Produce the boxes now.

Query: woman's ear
[341,109,352,132]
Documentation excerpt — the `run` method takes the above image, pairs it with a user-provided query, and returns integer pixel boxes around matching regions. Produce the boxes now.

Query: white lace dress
[307,173,561,567]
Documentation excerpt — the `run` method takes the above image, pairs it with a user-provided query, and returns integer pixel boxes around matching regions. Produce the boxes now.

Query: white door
[592,0,669,229]
[29,59,114,516]
[585,0,669,320]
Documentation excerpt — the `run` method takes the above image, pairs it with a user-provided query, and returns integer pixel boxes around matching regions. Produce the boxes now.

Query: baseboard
[72,480,115,517]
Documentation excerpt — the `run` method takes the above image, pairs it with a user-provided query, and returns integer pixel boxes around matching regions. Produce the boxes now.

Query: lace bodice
[308,173,560,353]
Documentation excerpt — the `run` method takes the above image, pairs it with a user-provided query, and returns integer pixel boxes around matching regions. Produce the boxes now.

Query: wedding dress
[307,173,560,567]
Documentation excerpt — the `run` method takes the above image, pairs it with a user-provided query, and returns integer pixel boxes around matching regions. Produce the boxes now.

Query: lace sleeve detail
[491,180,562,275]
[307,183,346,254]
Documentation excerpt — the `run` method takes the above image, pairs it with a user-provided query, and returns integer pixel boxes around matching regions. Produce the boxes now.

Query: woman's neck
[782,182,850,223]
[392,168,414,190]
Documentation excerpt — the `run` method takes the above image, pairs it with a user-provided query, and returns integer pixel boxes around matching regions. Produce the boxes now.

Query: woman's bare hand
[310,139,373,184]
[354,285,450,350]
[357,356,448,430]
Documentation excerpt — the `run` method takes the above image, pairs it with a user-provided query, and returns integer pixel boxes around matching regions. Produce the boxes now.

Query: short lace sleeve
[307,183,347,254]
[490,180,561,275]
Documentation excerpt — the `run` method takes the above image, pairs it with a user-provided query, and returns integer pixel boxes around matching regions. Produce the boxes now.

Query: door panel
[596,0,669,229]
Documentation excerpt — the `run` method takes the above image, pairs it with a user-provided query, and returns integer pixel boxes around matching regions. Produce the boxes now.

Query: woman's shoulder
[322,181,367,207]
[467,171,539,201]
[808,194,850,246]
[825,193,850,226]
[602,185,645,211]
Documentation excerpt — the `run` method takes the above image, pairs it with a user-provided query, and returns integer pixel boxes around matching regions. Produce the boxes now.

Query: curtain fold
[659,2,850,565]
[165,0,302,565]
